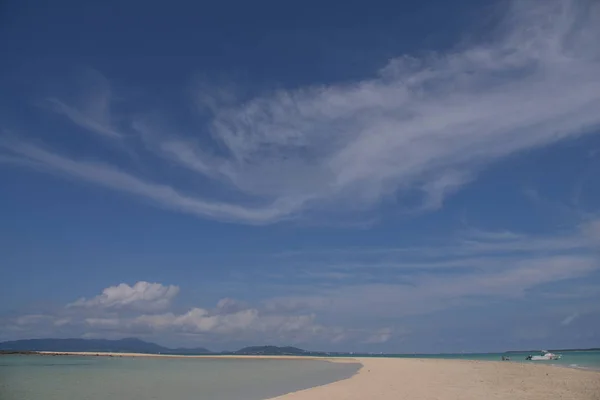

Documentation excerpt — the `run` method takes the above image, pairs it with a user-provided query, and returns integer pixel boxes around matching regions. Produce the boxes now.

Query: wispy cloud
[2,0,600,224]
[44,69,122,138]
[1,142,298,223]
[262,255,599,320]
[46,98,121,138]
[251,221,600,322]
[561,312,579,326]
[270,218,600,264]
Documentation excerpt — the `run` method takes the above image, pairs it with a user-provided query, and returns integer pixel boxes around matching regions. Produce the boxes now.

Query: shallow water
[361,350,600,370]
[0,355,360,400]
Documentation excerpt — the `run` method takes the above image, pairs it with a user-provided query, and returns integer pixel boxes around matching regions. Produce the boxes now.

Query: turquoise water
[362,350,600,370]
[0,355,360,400]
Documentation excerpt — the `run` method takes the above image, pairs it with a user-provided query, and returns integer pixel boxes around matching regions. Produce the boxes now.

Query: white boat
[525,350,562,361]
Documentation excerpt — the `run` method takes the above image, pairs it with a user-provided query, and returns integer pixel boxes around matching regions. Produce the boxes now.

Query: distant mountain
[0,338,211,355]
[0,338,339,356]
[169,347,214,355]
[234,345,310,355]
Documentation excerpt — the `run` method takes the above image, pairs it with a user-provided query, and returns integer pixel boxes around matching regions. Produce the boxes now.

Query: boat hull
[527,355,561,361]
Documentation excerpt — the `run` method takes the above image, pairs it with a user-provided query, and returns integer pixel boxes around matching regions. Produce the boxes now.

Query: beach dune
[270,358,600,400]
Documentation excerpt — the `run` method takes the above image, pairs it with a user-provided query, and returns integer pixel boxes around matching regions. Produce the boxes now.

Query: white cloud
[230,220,600,333]
[273,218,600,263]
[133,307,317,337]
[68,281,180,312]
[6,291,390,345]
[115,305,337,342]
[561,312,580,326]
[11,221,595,347]
[127,306,390,345]
[43,68,121,138]
[258,251,600,321]
[0,142,297,224]
[1,0,599,224]
[214,298,249,314]
[47,98,121,138]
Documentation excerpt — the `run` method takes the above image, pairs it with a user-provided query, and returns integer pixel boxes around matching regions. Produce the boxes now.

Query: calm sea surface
[366,350,600,370]
[0,355,360,400]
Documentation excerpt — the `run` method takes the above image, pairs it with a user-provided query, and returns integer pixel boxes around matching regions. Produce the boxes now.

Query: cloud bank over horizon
[5,281,387,348]
[4,217,599,350]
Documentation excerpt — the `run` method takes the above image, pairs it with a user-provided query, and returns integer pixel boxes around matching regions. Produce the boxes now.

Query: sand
[269,358,600,400]
[34,352,600,399]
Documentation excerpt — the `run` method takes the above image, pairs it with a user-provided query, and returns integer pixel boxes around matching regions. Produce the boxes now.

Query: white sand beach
[269,357,600,400]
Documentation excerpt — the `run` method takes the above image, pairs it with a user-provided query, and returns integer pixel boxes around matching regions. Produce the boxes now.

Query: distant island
[224,345,332,356]
[0,338,211,355]
[0,338,334,356]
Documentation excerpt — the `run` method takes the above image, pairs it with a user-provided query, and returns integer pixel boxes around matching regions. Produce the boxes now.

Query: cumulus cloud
[214,298,250,314]
[132,307,320,338]
[2,0,599,224]
[77,301,344,343]
[68,281,180,312]
[6,282,391,346]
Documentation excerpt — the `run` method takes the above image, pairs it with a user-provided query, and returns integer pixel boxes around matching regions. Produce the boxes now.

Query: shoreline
[268,357,600,400]
[4,352,600,399]
[6,351,598,370]
[5,351,599,370]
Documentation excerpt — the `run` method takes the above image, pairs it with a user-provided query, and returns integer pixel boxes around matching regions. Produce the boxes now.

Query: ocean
[0,355,360,400]
[365,350,600,370]
[2,351,599,399]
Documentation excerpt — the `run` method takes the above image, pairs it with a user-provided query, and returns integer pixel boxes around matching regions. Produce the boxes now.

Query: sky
[1,0,599,353]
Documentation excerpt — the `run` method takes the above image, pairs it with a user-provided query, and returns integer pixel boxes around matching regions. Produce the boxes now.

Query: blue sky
[1,0,599,353]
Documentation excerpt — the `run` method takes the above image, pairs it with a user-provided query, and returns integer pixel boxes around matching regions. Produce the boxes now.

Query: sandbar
[269,357,600,400]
